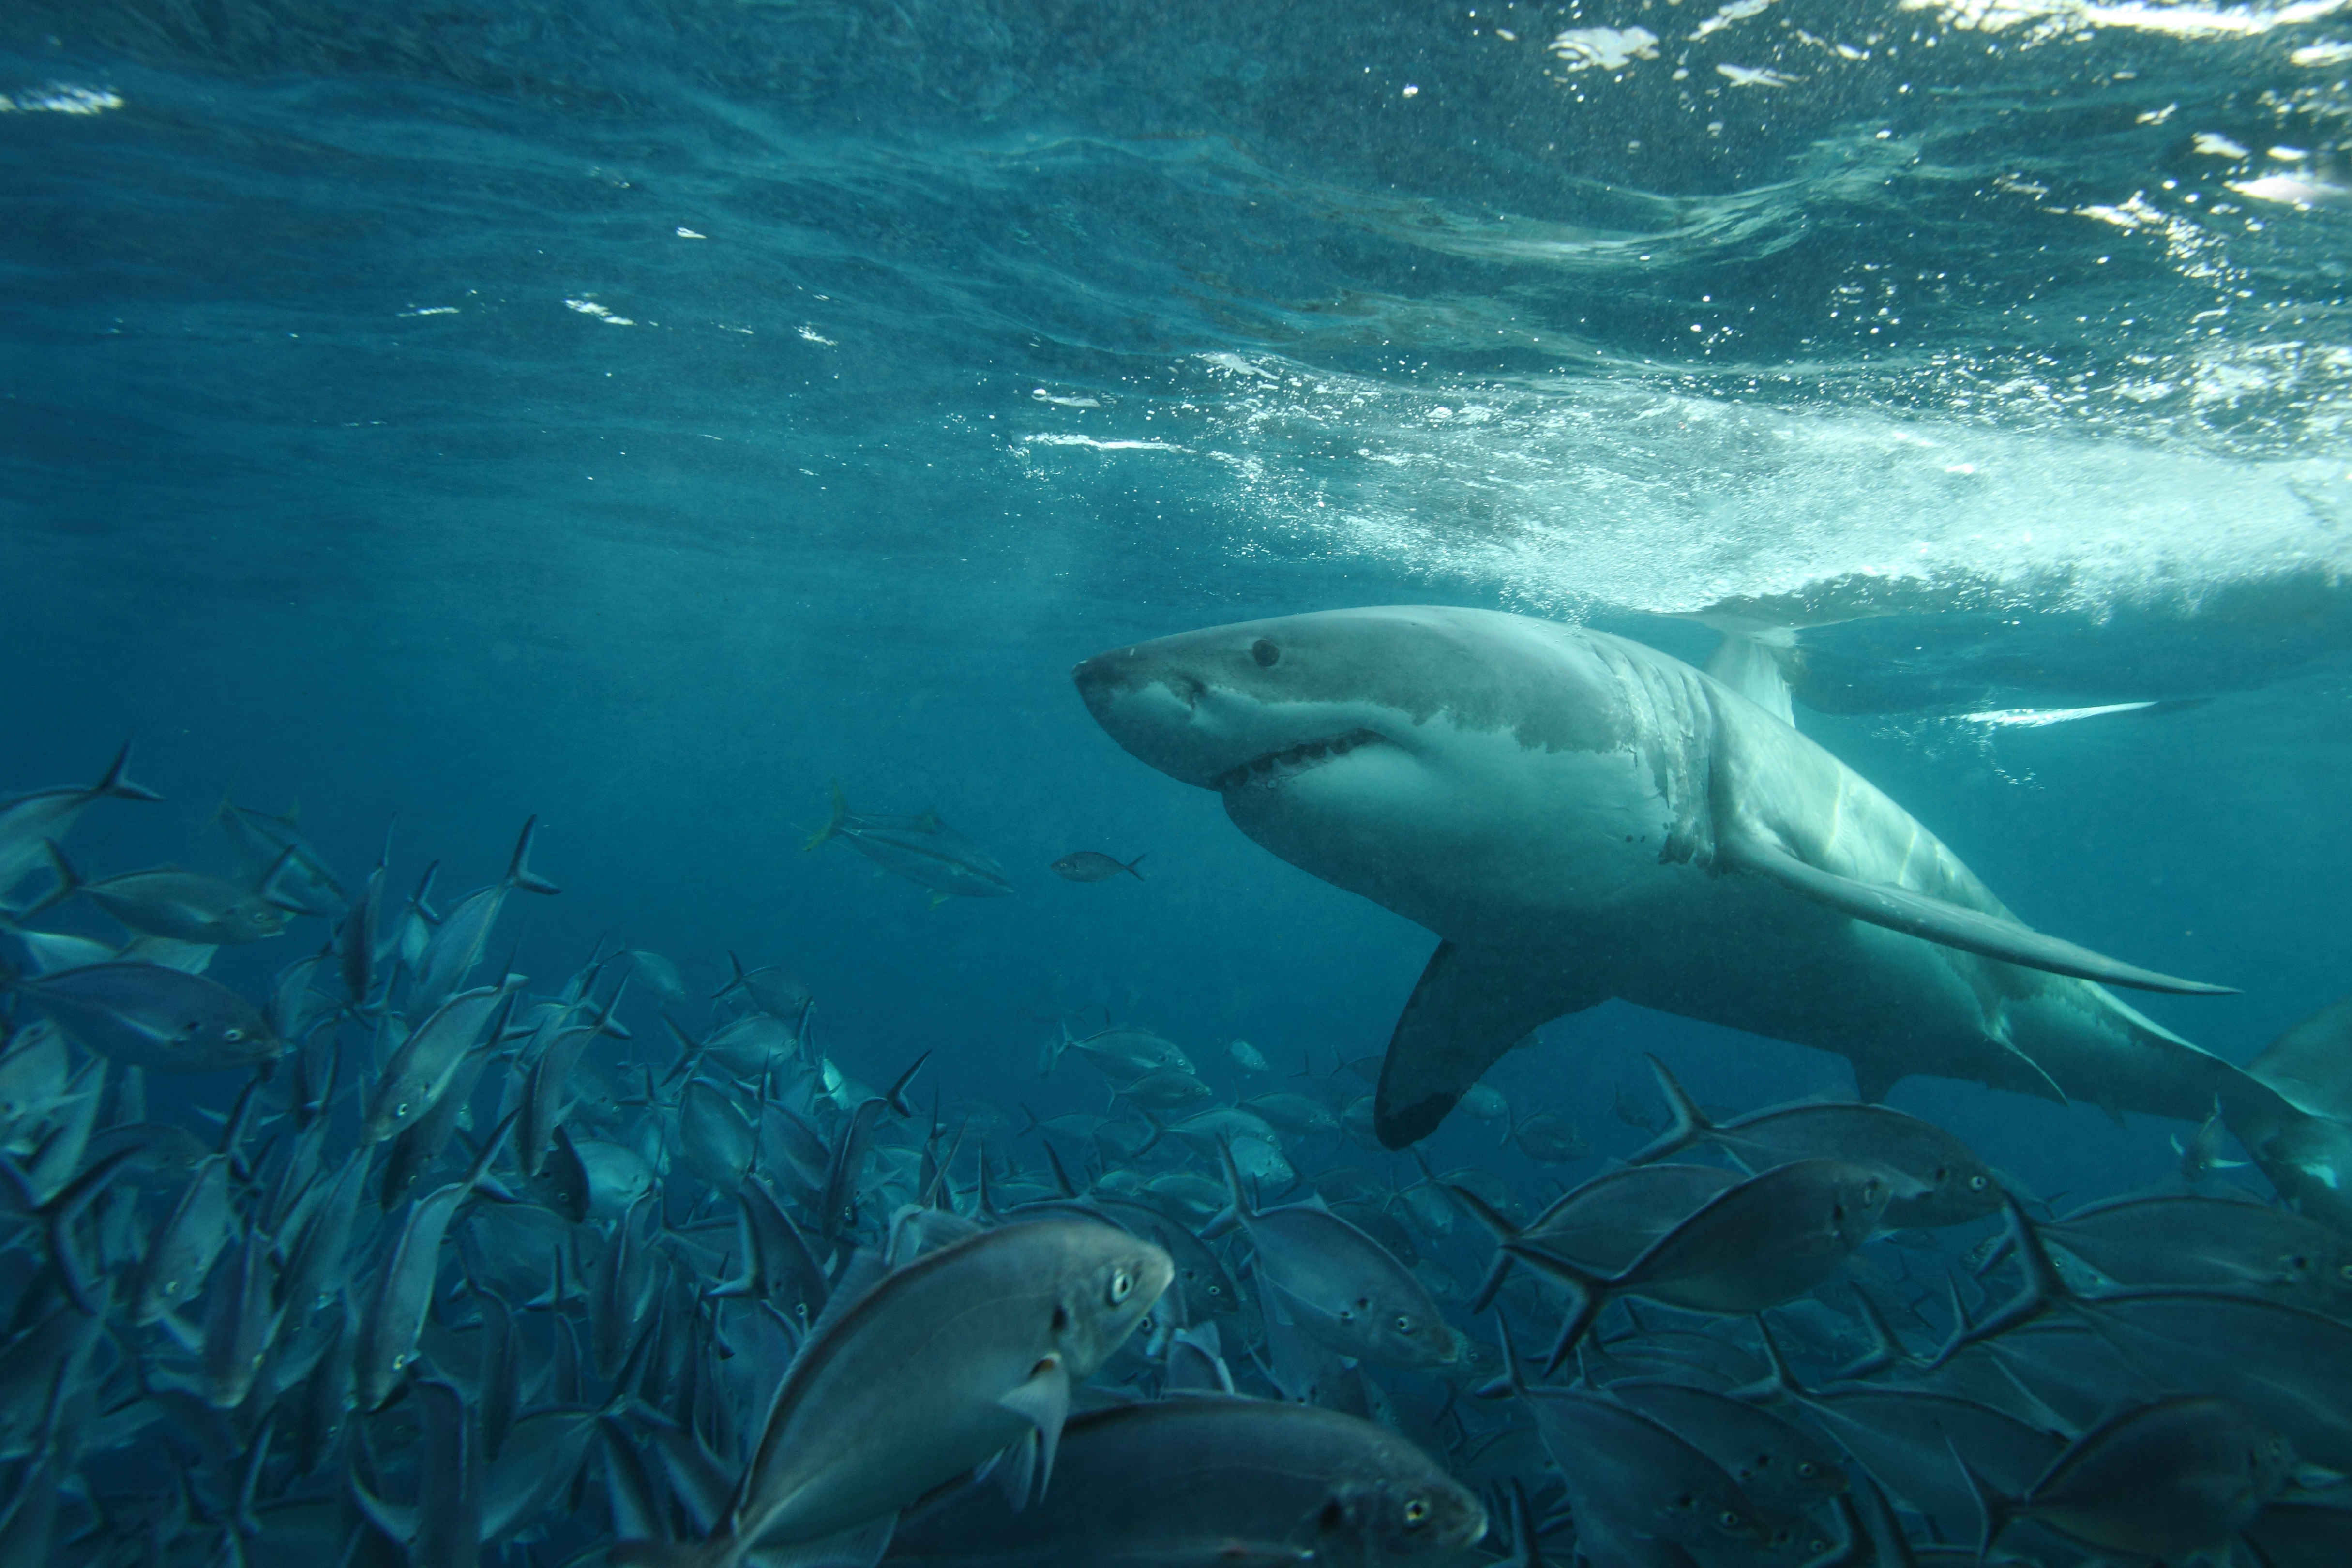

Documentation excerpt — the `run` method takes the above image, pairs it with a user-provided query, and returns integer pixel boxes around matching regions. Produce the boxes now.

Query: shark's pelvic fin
[1374,940,1601,1148]
[1724,834,2235,997]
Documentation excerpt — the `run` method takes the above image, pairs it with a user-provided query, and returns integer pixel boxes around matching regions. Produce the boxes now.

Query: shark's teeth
[1215,729,1386,792]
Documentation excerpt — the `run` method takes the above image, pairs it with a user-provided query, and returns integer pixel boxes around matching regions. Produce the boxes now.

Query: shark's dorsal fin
[1374,941,1603,1148]
[1704,631,1796,726]
[1723,834,2236,997]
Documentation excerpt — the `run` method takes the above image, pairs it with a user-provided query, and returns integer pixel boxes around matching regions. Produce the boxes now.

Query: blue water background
[5,0,2352,1205]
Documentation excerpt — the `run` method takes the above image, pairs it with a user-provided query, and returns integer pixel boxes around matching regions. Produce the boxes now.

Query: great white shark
[1074,606,2351,1216]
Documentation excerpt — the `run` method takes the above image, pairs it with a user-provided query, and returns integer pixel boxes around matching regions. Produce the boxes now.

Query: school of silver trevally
[2,739,2352,1568]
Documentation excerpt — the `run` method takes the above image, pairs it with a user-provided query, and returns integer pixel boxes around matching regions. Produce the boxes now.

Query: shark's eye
[1251,638,1281,667]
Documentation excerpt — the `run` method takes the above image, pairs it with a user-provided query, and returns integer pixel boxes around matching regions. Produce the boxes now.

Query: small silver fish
[1047,851,1145,883]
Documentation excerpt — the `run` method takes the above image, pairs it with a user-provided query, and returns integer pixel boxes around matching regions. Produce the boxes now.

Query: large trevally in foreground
[1072,606,2317,1167]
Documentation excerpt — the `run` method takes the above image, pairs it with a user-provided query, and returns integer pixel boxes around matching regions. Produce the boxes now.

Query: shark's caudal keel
[1073,607,2327,1180]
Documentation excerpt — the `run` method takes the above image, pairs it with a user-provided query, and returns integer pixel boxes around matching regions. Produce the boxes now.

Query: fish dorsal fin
[884,1205,982,1265]
[792,1247,891,1363]
[1703,630,1796,727]
[1721,834,2236,998]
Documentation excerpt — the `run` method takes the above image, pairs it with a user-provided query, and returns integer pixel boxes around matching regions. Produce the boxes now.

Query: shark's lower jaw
[1212,728,1389,792]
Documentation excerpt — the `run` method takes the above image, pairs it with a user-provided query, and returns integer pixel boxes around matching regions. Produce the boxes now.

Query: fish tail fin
[1213,1134,1254,1221]
[1037,1020,1070,1080]
[884,1051,930,1118]
[608,1537,741,1568]
[1500,1245,1605,1372]
[1737,1314,1809,1404]
[19,841,82,920]
[1933,1191,2071,1366]
[1136,1109,1167,1161]
[803,783,850,851]
[1626,1054,1710,1164]
[1944,1432,2016,1567]
[93,740,163,804]
[1487,1312,1532,1399]
[1446,1184,1523,1313]
[507,815,561,896]
[1122,855,1146,881]
[714,950,749,1002]
[0,1144,136,1315]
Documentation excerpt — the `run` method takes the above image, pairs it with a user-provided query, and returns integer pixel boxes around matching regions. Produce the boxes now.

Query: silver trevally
[1046,850,1145,883]
[407,817,559,1018]
[1631,1054,2002,1231]
[612,1217,1170,1568]
[1039,1022,1192,1083]
[885,1396,1486,1568]
[805,783,1012,906]
[0,744,161,907]
[1217,1140,1456,1369]
[1,962,281,1073]
[1072,608,2279,1161]
[32,844,293,945]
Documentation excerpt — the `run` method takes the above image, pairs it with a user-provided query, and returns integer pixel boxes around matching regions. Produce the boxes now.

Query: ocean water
[5,0,2352,1560]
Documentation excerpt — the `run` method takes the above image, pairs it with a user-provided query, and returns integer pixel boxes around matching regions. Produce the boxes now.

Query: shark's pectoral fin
[1723,834,2236,997]
[1374,941,1599,1149]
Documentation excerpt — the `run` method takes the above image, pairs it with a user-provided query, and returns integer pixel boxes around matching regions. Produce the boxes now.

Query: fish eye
[1394,1315,1415,1333]
[1796,1462,1818,1479]
[1109,1269,1134,1304]
[1719,1511,1743,1530]
[1207,1283,1222,1297]
[1251,638,1281,668]
[395,1102,408,1118]
[1969,1175,1989,1191]
[223,1028,243,1043]
[1403,1499,1429,1527]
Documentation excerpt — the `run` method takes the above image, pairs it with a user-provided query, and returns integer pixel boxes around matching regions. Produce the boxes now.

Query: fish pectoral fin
[994,1354,1070,1505]
[1374,941,1601,1149]
[1723,833,2236,996]
[347,1471,416,1547]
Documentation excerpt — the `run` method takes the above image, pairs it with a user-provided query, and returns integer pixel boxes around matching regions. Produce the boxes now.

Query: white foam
[1960,702,2159,726]
[1146,353,2352,624]
[1018,434,1188,452]
[0,83,122,114]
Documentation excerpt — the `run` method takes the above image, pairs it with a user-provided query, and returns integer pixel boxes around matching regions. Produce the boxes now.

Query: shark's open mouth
[1213,728,1387,792]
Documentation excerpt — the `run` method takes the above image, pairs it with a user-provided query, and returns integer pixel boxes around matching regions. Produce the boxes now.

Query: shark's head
[1073,606,1628,787]
[1074,606,1684,935]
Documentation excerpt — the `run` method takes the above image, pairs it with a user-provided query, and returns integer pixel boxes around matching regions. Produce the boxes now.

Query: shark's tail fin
[506,816,560,896]
[1625,1054,1713,1165]
[803,783,851,852]
[91,741,163,804]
